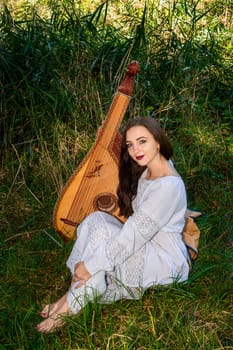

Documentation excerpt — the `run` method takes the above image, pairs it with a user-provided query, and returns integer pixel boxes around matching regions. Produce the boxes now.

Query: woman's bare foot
[40,294,68,318]
[37,297,71,333]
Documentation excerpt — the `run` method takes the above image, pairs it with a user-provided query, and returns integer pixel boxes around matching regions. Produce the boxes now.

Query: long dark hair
[117,117,173,218]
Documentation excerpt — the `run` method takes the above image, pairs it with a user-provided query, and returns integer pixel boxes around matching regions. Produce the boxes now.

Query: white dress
[66,171,190,314]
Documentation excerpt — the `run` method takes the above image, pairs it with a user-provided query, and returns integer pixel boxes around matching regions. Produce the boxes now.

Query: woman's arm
[84,178,186,276]
[72,262,92,288]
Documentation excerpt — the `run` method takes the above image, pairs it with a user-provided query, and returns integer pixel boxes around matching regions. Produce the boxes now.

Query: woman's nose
[132,144,140,153]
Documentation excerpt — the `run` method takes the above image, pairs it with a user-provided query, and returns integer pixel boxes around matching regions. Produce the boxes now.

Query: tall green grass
[0,0,233,349]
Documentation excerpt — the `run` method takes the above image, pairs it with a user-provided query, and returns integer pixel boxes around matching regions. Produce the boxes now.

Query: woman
[37,117,190,333]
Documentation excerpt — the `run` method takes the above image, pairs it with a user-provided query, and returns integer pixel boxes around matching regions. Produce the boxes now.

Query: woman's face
[126,125,160,166]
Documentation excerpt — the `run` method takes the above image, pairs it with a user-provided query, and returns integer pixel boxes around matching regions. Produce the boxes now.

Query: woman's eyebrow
[136,136,147,141]
[126,136,147,142]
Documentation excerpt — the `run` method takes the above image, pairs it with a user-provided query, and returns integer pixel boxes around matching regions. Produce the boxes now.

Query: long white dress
[66,170,190,314]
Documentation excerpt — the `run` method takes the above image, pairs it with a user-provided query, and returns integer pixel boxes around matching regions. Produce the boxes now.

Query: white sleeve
[85,179,182,275]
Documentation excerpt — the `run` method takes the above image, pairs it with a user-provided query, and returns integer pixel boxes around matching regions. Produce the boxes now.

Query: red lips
[136,155,144,160]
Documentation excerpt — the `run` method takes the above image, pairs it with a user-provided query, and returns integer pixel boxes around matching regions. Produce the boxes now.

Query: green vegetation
[0,0,232,349]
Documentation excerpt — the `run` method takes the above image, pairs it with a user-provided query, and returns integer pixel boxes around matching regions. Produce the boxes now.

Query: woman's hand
[72,261,92,288]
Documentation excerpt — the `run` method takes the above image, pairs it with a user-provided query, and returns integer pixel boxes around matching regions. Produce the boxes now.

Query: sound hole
[94,193,117,213]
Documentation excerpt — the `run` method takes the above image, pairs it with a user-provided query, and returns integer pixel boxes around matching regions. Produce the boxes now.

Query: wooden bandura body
[53,61,140,240]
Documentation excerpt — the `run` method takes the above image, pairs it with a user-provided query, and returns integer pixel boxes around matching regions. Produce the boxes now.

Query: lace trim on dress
[106,209,159,285]
[124,210,159,285]
[123,245,146,285]
[67,212,112,274]
[88,213,110,250]
[132,209,160,240]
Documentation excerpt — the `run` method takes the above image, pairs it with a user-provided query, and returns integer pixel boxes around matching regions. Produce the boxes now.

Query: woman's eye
[139,139,146,144]
[126,143,132,148]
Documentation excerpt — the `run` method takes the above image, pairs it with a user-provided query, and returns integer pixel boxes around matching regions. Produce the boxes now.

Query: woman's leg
[66,211,122,274]
[40,212,118,317]
[67,271,106,314]
[36,271,107,333]
[37,212,121,331]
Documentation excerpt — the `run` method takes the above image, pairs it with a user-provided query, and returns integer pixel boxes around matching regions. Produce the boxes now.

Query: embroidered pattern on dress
[67,212,111,273]
[105,209,159,285]
[123,245,145,285]
[133,209,160,239]
[124,210,159,285]
[105,240,129,266]
[88,213,110,250]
